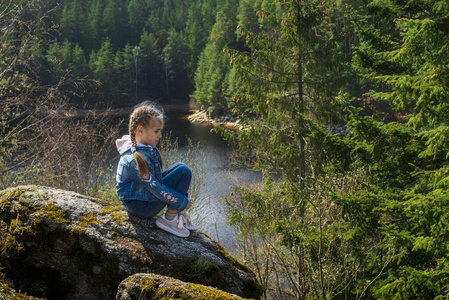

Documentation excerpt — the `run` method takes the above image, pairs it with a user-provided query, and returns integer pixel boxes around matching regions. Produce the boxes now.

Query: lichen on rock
[117,273,254,300]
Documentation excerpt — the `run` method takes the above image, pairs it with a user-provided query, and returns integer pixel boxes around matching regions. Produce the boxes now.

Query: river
[114,110,262,254]
[165,112,262,253]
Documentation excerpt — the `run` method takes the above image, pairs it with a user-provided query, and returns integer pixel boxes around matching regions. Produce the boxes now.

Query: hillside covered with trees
[2,0,449,299]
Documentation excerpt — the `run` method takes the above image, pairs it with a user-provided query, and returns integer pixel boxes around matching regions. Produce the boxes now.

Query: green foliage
[226,169,375,299]
[1,0,233,106]
[224,0,352,181]
[353,0,449,154]
[3,0,449,298]
[192,0,241,113]
[370,191,449,299]
[342,0,449,298]
[344,107,426,189]
[221,0,449,299]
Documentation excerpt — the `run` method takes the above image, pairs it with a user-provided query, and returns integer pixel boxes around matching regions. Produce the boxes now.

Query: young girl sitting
[115,102,199,237]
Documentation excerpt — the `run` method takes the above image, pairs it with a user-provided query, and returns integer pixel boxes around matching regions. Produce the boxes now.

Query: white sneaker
[179,211,199,231]
[156,214,190,237]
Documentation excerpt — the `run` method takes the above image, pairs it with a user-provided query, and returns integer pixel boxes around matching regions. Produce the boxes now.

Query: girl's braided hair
[129,101,164,179]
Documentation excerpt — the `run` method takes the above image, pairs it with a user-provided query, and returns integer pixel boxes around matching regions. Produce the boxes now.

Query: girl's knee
[172,162,191,174]
[179,163,192,179]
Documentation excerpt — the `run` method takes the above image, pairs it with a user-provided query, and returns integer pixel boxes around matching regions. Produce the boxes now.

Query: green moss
[35,203,70,225]
[100,205,125,225]
[139,277,158,298]
[1,190,23,202]
[9,215,20,233]
[0,281,38,300]
[242,277,263,299]
[78,212,99,227]
[215,242,253,273]
[14,203,69,241]
[0,188,126,299]
[134,275,250,300]
[111,212,123,225]
[0,190,23,211]
[76,204,125,228]
[188,284,248,299]
[100,205,121,214]
[3,235,24,253]
[171,258,225,290]
[197,233,252,274]
[213,242,262,299]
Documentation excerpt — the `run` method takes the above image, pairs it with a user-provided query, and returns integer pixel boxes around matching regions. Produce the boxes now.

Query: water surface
[163,112,261,253]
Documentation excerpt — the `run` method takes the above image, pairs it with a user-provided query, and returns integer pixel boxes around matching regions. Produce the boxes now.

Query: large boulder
[117,273,248,299]
[0,185,262,300]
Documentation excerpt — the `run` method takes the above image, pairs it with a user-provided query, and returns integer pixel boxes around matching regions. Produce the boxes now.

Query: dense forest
[2,0,449,299]
[9,0,231,106]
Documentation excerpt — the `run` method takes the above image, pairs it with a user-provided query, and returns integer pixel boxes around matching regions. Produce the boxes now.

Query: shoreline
[59,105,243,130]
[186,110,243,130]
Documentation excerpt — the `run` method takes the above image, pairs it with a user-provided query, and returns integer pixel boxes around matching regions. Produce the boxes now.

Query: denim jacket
[115,136,189,211]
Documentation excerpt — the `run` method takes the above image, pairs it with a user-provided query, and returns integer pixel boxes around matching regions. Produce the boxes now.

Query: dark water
[163,112,261,253]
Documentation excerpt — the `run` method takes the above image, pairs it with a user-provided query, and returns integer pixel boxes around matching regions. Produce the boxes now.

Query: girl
[115,102,199,237]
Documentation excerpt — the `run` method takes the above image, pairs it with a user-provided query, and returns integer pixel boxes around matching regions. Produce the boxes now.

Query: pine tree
[346,0,449,297]
[59,3,76,43]
[89,39,114,98]
[228,0,348,183]
[164,28,190,100]
[46,40,63,84]
[223,1,359,298]
[185,2,207,73]
[235,0,260,40]
[87,0,103,51]
[71,43,87,79]
[102,0,128,49]
[128,0,149,44]
[121,43,135,102]
[192,0,240,114]
[138,31,160,101]
[59,0,88,48]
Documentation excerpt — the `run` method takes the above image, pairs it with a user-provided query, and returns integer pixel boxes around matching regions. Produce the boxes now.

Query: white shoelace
[179,212,193,226]
[176,215,185,230]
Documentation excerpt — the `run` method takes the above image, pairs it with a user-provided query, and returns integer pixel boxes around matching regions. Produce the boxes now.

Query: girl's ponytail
[130,126,149,179]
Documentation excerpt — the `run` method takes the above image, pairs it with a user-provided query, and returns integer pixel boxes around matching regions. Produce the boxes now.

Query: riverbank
[59,105,244,131]
[187,110,243,130]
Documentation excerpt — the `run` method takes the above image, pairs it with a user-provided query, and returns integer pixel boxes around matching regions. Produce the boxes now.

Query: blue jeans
[122,162,192,218]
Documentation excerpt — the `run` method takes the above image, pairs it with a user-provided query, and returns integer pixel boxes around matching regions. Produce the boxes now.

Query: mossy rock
[117,273,255,300]
[0,185,262,300]
[0,280,45,300]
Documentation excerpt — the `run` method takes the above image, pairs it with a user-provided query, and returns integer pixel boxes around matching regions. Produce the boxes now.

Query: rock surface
[117,273,248,299]
[0,185,262,300]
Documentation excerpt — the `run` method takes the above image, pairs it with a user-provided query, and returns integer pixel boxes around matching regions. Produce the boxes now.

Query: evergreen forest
[1,0,449,299]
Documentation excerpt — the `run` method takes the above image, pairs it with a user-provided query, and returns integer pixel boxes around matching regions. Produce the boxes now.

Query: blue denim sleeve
[128,160,189,211]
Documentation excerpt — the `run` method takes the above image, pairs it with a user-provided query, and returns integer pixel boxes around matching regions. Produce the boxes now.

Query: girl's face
[136,121,163,146]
